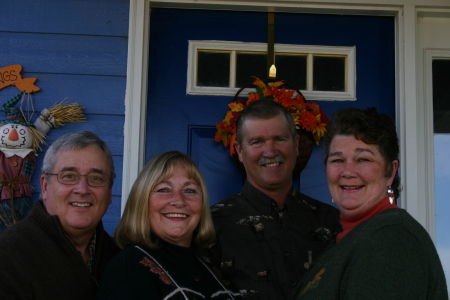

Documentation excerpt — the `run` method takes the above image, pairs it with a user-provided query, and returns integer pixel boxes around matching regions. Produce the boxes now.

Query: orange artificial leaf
[228,101,244,112]
[308,102,321,115]
[214,130,221,142]
[228,111,240,124]
[229,134,237,156]
[269,80,285,88]
[215,129,230,147]
[276,88,297,107]
[299,111,318,130]
[247,93,260,104]
[264,86,277,97]
[252,76,266,88]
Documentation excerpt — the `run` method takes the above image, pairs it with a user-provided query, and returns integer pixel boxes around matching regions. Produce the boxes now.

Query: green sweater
[289,208,448,299]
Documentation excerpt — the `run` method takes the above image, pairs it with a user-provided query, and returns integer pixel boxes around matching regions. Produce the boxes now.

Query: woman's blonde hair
[115,151,215,249]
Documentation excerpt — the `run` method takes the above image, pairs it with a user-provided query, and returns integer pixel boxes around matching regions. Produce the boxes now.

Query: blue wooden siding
[0,0,129,235]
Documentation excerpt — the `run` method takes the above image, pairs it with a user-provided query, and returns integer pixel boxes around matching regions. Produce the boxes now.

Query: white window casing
[187,40,356,101]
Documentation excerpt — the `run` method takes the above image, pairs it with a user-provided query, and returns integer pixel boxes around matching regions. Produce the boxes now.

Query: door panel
[146,8,395,205]
[188,126,244,204]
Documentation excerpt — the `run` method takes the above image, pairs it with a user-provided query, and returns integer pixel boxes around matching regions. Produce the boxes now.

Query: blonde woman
[98,151,242,300]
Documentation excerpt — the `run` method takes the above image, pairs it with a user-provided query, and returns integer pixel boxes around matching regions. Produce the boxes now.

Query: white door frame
[424,48,450,242]
[123,0,450,236]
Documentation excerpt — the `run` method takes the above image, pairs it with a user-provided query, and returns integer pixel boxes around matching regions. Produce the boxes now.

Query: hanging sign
[0,64,40,93]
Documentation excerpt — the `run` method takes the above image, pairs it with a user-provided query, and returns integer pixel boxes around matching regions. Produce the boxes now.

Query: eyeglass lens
[57,171,108,186]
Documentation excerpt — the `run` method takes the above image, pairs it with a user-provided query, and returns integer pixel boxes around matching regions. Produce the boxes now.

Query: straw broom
[47,98,86,127]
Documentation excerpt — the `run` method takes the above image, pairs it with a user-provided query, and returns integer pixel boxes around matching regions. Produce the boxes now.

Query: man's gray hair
[42,131,116,185]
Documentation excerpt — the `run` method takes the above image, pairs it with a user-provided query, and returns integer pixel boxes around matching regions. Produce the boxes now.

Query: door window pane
[433,58,450,290]
[433,59,450,133]
[313,55,346,91]
[276,54,307,90]
[197,51,230,87]
[236,53,267,87]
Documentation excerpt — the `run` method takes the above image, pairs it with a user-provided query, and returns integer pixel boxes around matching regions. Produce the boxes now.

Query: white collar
[0,147,34,158]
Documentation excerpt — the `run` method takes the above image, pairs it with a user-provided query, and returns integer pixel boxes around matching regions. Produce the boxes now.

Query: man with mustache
[211,100,341,300]
[0,131,119,300]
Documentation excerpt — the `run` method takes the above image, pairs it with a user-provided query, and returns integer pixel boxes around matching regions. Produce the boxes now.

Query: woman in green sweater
[290,107,447,299]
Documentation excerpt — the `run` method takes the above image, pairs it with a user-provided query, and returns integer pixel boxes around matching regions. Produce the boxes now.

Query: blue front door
[146,8,395,206]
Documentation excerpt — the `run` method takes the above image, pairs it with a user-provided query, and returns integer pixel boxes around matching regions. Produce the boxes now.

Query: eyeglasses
[45,170,110,187]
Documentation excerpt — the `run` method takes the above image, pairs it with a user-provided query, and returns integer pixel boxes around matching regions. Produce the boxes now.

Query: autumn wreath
[215,76,329,157]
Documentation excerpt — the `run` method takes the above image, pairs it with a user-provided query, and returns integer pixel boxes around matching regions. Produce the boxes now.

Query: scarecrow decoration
[0,90,85,230]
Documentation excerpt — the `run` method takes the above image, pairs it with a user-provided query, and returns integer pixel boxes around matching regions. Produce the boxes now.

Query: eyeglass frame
[44,170,111,187]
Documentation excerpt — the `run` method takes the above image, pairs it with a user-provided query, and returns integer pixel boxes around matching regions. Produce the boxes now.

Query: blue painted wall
[0,0,129,235]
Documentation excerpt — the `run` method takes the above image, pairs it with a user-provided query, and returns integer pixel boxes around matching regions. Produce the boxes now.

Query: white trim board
[423,48,450,242]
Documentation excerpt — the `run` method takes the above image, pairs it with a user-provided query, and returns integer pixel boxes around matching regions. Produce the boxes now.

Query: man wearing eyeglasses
[0,131,120,300]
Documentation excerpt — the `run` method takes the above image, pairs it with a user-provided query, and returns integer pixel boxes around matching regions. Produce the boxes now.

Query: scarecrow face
[0,124,33,149]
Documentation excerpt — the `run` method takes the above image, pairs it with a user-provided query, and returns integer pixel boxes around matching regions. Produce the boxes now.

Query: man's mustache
[258,155,285,166]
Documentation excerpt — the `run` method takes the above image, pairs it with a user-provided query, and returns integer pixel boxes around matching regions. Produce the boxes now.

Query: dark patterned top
[98,239,243,300]
[211,181,342,300]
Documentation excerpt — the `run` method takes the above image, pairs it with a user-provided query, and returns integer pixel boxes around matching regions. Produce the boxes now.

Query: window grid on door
[187,40,356,101]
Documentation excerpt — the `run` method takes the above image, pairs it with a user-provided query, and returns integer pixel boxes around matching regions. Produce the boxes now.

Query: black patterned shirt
[211,181,342,299]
